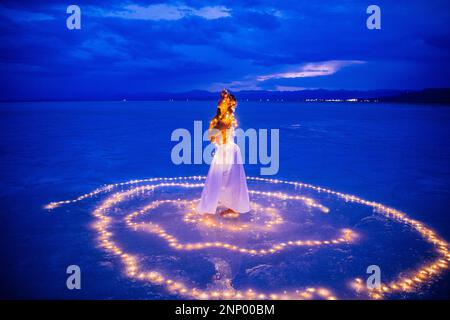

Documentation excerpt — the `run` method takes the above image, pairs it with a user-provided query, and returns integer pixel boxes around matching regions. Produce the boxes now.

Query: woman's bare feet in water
[219,208,239,218]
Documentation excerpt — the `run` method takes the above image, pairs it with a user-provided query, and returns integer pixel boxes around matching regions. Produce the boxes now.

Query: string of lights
[124,198,355,254]
[45,176,449,300]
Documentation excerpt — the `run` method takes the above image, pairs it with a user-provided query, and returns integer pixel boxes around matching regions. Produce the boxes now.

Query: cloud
[274,86,312,91]
[207,60,367,92]
[98,3,231,21]
[0,5,55,21]
[2,1,449,100]
[208,79,263,92]
[257,60,366,81]
[193,6,232,20]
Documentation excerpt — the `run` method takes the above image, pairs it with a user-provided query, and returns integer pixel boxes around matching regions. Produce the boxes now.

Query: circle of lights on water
[45,176,450,300]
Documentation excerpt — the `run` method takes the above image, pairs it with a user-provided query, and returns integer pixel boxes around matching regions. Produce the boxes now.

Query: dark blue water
[0,101,449,299]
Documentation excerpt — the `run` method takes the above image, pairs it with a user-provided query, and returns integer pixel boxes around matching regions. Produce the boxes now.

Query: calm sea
[0,101,449,299]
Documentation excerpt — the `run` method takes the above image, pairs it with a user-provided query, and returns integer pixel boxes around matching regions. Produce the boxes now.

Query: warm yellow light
[45,175,449,300]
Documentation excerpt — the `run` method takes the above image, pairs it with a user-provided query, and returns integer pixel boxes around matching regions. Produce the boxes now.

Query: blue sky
[1,0,450,100]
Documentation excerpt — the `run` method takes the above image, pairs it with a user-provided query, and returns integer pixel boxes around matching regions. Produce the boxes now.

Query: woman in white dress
[197,90,250,217]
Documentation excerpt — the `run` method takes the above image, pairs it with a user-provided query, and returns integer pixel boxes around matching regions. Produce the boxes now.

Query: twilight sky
[1,0,450,100]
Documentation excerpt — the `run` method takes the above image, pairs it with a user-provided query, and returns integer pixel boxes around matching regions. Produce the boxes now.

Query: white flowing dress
[197,136,250,214]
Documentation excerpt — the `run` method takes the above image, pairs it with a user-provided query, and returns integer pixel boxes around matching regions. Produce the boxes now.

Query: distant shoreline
[1,100,450,107]
[1,88,450,104]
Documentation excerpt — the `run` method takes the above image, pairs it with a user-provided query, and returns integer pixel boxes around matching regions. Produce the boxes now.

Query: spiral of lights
[124,197,354,255]
[46,176,450,300]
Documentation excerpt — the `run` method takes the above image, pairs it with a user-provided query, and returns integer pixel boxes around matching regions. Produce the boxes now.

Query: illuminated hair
[209,89,237,144]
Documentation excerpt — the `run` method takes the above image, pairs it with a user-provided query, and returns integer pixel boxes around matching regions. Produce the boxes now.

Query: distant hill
[131,89,401,101]
[375,88,450,104]
[122,88,450,104]
[198,88,450,104]
[3,88,450,104]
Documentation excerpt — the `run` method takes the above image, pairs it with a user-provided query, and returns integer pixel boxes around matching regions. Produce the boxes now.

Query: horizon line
[1,87,450,103]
